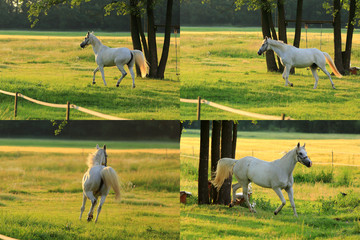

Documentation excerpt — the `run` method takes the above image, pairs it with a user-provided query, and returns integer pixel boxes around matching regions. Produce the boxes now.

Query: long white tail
[101,167,121,201]
[132,50,148,78]
[323,52,343,78]
[212,158,237,192]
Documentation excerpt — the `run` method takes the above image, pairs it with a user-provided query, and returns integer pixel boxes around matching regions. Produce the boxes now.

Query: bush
[294,170,333,184]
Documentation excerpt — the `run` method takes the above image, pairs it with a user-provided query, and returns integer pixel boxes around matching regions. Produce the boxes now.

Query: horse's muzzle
[80,43,86,48]
[257,51,262,55]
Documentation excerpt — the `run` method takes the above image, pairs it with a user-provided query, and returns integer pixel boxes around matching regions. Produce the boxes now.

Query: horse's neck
[269,41,288,58]
[275,149,297,175]
[91,36,105,55]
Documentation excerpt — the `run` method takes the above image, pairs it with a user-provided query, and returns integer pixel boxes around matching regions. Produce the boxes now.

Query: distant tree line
[0,0,179,32]
[0,121,180,141]
[182,121,360,134]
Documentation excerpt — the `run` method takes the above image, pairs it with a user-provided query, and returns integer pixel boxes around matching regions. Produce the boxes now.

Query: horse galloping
[212,143,312,217]
[257,37,342,89]
[80,144,121,223]
[80,32,148,88]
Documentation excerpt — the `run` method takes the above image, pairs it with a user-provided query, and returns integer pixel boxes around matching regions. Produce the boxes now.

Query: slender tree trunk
[333,0,345,74]
[198,120,210,204]
[156,0,173,79]
[216,121,233,205]
[260,0,278,72]
[130,0,142,76]
[211,120,221,204]
[293,0,303,48]
[343,0,356,72]
[277,0,287,72]
[231,123,237,159]
[147,0,158,78]
[137,16,149,61]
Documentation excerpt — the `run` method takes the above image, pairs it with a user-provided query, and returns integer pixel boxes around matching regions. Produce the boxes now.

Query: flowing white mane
[87,149,104,168]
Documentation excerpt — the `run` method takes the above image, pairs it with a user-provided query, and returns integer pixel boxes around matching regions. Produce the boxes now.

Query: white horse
[257,37,342,89]
[80,32,148,88]
[80,144,121,223]
[212,143,312,217]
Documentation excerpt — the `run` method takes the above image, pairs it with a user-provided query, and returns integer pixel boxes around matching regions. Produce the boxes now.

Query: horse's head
[257,37,270,55]
[80,31,93,48]
[295,142,312,168]
[95,144,107,166]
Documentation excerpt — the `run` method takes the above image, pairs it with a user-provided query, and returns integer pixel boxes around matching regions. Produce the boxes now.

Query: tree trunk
[343,0,356,72]
[231,122,237,159]
[216,120,233,205]
[293,0,303,48]
[260,0,278,72]
[130,0,142,77]
[198,120,209,205]
[147,0,158,78]
[156,0,173,79]
[277,0,287,72]
[211,120,221,204]
[333,0,345,75]
[137,16,149,61]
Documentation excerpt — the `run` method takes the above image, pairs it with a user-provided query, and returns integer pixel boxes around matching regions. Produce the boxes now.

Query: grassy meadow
[0,31,179,120]
[180,131,360,239]
[180,27,360,120]
[0,140,180,240]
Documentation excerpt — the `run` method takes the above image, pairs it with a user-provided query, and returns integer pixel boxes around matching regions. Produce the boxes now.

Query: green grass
[0,31,179,120]
[180,154,360,239]
[0,145,180,239]
[180,27,360,120]
[0,138,179,149]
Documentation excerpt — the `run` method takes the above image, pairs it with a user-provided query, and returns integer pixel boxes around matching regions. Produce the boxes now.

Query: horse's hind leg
[273,187,286,215]
[116,64,127,87]
[79,193,87,220]
[243,183,256,213]
[229,182,241,207]
[310,67,319,89]
[92,67,99,85]
[128,65,136,88]
[319,66,336,89]
[95,195,107,223]
[86,191,97,221]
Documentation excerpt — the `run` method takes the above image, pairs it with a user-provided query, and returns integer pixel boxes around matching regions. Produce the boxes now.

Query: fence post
[197,96,201,120]
[281,113,285,120]
[66,101,70,120]
[14,92,19,118]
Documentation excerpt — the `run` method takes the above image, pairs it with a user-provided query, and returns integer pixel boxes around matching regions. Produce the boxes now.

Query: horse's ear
[103,145,106,150]
[303,143,306,148]
[96,144,100,149]
[297,142,300,148]
[265,36,268,40]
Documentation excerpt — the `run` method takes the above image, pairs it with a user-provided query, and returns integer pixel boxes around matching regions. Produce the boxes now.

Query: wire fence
[180,97,293,120]
[0,89,128,120]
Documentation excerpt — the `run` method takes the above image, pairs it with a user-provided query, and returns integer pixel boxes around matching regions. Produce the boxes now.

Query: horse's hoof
[332,86,336,89]
[92,82,96,85]
[132,86,136,89]
[87,217,92,222]
[116,85,119,87]
[274,212,278,215]
[290,83,293,87]
[229,202,234,208]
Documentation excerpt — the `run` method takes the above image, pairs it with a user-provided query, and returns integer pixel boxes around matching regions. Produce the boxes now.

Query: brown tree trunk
[277,0,287,72]
[156,0,173,79]
[293,0,303,48]
[261,0,278,72]
[333,0,345,75]
[137,16,149,61]
[211,120,221,204]
[198,120,210,204]
[130,0,142,77]
[231,122,237,159]
[147,0,158,78]
[216,120,233,205]
[343,0,356,72]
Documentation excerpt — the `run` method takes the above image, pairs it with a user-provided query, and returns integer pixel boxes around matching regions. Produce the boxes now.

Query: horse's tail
[131,50,148,78]
[323,52,343,78]
[101,167,121,201]
[211,158,237,192]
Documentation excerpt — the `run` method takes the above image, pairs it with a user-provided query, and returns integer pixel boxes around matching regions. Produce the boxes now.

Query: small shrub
[253,196,275,211]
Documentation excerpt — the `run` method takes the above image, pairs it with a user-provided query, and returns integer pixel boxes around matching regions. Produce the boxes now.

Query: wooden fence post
[281,113,285,120]
[197,96,201,120]
[66,101,70,120]
[14,92,18,118]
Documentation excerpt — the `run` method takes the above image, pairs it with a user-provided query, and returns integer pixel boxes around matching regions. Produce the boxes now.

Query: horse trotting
[212,143,312,217]
[80,144,121,223]
[80,31,148,88]
[257,37,342,89]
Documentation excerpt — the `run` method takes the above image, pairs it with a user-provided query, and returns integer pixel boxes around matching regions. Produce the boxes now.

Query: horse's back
[98,47,130,66]
[82,165,104,192]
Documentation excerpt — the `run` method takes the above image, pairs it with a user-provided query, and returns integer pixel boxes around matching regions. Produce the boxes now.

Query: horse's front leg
[229,182,241,208]
[286,186,298,217]
[92,67,99,85]
[116,64,127,87]
[99,66,107,86]
[95,195,107,223]
[79,193,87,220]
[273,187,286,215]
[282,66,293,87]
